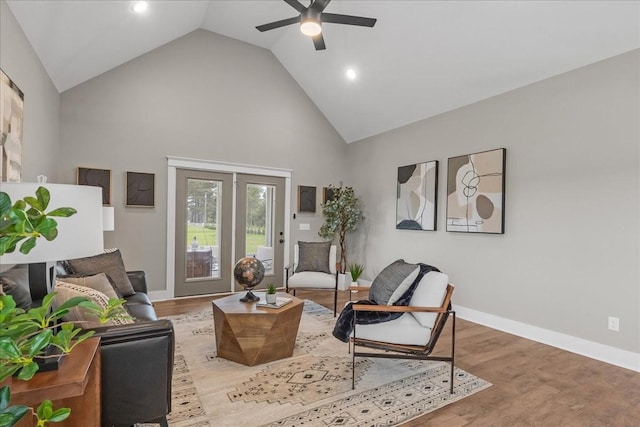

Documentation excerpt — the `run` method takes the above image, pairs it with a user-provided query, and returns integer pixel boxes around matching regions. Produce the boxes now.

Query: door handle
[279,239,285,244]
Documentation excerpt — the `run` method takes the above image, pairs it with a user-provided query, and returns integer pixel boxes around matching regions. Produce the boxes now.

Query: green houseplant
[348,263,365,285]
[318,185,362,273]
[265,283,277,304]
[0,186,128,426]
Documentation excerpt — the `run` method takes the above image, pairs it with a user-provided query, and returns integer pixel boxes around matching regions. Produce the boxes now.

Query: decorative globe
[234,256,265,302]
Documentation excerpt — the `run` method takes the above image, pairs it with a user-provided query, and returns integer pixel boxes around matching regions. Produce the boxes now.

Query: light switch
[299,223,311,231]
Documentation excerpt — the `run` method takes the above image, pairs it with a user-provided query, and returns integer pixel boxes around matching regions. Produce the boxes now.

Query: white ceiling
[6,1,640,143]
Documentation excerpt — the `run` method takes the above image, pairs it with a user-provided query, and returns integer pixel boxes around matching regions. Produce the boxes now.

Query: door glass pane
[246,184,275,274]
[186,179,221,280]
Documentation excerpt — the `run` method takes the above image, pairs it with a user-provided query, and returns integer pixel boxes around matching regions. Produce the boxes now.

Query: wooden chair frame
[350,284,456,393]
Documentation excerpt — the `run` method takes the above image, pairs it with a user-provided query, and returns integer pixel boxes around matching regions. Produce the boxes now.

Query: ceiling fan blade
[284,0,306,13]
[321,13,377,27]
[310,0,331,13]
[312,33,326,50]
[256,16,300,32]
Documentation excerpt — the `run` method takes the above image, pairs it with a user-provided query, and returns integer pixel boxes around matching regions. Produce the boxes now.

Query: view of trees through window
[186,179,270,257]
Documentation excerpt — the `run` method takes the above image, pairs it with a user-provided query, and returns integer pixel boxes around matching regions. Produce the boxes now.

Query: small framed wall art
[126,171,155,207]
[298,185,316,213]
[77,167,111,205]
[446,148,506,234]
[1,69,24,183]
[396,160,438,231]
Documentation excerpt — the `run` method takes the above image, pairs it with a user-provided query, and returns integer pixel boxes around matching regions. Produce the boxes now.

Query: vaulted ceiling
[6,1,640,143]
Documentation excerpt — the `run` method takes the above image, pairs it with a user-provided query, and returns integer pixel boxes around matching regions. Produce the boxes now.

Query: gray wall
[0,1,60,182]
[59,29,348,291]
[346,50,639,354]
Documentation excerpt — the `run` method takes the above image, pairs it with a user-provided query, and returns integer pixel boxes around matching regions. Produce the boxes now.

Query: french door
[174,169,285,297]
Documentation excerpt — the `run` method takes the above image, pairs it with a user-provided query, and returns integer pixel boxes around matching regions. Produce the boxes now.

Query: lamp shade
[102,206,115,231]
[0,183,104,264]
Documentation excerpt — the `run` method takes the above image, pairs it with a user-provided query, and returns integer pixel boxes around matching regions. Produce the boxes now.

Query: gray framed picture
[298,185,316,213]
[396,160,438,231]
[322,186,336,204]
[126,171,155,207]
[446,148,506,234]
[77,167,111,205]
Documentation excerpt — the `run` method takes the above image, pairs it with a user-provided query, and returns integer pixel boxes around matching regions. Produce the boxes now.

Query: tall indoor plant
[318,185,362,272]
[0,186,127,426]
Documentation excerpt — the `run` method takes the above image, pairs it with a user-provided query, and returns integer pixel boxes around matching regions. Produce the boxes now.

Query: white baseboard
[148,290,173,302]
[454,304,640,373]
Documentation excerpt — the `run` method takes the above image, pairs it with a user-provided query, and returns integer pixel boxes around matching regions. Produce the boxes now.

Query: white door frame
[158,156,292,301]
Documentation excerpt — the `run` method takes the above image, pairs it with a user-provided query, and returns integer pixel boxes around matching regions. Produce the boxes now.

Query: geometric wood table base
[212,292,304,366]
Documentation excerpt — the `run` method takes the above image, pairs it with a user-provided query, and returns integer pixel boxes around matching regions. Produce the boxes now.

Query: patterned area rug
[153,300,490,426]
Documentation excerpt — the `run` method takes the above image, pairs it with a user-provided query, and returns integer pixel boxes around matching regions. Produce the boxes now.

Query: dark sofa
[1,263,174,427]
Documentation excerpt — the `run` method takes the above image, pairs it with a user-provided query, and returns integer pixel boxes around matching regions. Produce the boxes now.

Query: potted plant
[318,185,362,273]
[0,186,129,426]
[265,283,277,304]
[348,263,364,286]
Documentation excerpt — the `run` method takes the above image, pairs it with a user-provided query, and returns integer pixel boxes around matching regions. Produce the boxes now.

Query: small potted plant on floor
[348,263,364,286]
[265,284,277,304]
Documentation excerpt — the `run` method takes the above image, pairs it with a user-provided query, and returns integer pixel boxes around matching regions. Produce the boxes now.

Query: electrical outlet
[608,316,620,332]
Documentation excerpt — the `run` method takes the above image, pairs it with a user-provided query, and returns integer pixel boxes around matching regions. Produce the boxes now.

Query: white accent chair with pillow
[285,241,339,316]
[350,262,455,393]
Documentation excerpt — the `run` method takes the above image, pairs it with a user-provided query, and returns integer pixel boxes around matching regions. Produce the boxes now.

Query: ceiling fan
[256,0,377,50]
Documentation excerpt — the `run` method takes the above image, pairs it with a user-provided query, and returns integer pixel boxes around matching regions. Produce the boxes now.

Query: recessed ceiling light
[132,1,148,14]
[346,68,358,81]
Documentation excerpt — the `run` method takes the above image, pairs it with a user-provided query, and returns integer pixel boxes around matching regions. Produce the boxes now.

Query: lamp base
[239,290,260,303]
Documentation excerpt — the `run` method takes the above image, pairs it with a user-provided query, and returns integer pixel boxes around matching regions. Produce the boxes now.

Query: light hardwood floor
[154,290,640,426]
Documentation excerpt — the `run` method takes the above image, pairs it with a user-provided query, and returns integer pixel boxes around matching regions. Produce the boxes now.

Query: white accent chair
[285,244,339,316]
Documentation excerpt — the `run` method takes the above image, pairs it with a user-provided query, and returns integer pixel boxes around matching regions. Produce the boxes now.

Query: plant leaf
[46,207,77,218]
[35,186,50,210]
[0,193,11,217]
[48,407,71,422]
[18,237,37,254]
[16,361,39,381]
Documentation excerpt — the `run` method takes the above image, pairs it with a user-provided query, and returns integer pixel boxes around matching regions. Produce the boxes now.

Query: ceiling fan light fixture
[300,19,321,37]
[300,9,322,37]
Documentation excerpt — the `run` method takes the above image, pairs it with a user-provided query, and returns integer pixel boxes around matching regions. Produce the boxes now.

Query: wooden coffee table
[212,292,304,366]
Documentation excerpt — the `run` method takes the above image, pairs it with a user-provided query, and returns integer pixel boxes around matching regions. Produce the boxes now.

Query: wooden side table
[1,337,101,427]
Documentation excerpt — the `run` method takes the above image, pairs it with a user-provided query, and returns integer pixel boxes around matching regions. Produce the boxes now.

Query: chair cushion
[295,241,332,274]
[369,259,418,305]
[410,271,449,328]
[353,313,430,346]
[0,265,32,310]
[288,271,336,289]
[53,281,133,329]
[66,249,135,296]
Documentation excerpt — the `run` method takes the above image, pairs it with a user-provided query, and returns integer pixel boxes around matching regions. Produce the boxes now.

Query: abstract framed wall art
[1,69,24,182]
[77,167,111,205]
[298,185,316,213]
[396,160,438,231]
[126,172,155,207]
[446,148,506,234]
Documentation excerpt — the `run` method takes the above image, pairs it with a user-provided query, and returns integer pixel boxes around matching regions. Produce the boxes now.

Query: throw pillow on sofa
[54,281,133,329]
[66,249,135,296]
[0,265,32,310]
[57,272,122,300]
